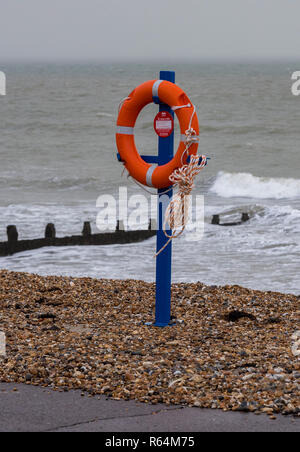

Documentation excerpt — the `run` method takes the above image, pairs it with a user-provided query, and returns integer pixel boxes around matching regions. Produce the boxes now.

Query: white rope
[171,103,191,111]
[126,171,173,196]
[155,154,207,256]
[171,103,199,164]
[118,96,131,114]
[154,102,207,256]
[171,103,196,130]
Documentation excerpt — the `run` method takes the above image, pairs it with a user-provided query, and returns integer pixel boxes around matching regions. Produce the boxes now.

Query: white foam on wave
[210,172,300,199]
[96,112,113,118]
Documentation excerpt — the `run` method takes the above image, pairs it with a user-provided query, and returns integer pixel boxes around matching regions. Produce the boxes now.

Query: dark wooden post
[148,218,157,231]
[7,225,18,242]
[241,213,250,223]
[82,221,92,237]
[45,223,56,239]
[212,215,220,225]
[116,220,125,231]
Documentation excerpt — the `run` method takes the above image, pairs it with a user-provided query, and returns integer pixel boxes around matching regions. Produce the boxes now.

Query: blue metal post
[154,70,175,327]
[117,71,208,327]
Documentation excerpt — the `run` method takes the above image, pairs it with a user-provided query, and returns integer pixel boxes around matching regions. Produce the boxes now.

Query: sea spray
[210,171,300,199]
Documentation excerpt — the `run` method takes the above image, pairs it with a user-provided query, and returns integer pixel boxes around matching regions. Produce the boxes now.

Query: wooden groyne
[0,220,157,257]
[211,213,250,226]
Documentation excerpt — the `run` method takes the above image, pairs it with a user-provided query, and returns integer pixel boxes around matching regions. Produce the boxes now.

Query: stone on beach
[0,270,299,417]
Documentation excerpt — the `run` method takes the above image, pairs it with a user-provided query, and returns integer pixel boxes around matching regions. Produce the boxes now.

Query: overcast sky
[0,0,299,61]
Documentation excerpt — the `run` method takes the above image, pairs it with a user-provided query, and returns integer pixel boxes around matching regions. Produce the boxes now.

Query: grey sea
[0,62,300,294]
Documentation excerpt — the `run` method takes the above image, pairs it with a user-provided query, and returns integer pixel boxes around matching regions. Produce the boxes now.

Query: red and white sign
[153,111,174,138]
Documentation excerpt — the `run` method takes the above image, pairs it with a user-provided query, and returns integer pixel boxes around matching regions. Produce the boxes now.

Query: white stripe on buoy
[146,165,156,187]
[152,80,163,101]
[116,126,134,135]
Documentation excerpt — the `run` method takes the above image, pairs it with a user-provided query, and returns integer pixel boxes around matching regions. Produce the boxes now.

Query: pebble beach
[0,269,299,418]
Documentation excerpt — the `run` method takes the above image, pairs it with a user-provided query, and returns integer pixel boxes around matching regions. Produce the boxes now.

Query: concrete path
[0,383,298,432]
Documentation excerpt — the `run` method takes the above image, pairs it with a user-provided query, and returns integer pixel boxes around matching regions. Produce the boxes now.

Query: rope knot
[179,182,193,196]
[185,128,199,146]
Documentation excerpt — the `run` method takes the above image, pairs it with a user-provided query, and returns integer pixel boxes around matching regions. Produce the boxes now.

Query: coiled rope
[154,103,207,256]
[155,152,207,256]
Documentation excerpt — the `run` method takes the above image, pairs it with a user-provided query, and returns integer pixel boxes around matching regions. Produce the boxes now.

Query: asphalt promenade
[0,383,298,432]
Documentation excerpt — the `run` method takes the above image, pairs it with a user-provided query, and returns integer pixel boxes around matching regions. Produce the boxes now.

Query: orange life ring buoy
[116,79,199,189]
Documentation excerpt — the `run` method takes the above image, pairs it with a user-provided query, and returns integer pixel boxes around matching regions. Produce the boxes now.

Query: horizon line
[0,56,299,65]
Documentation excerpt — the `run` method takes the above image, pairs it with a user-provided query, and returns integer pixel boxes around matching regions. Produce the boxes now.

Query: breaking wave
[210,172,300,199]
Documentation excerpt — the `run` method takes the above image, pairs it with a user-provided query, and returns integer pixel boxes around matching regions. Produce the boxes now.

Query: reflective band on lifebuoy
[152,80,163,104]
[146,165,156,188]
[116,126,134,135]
[116,79,199,189]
